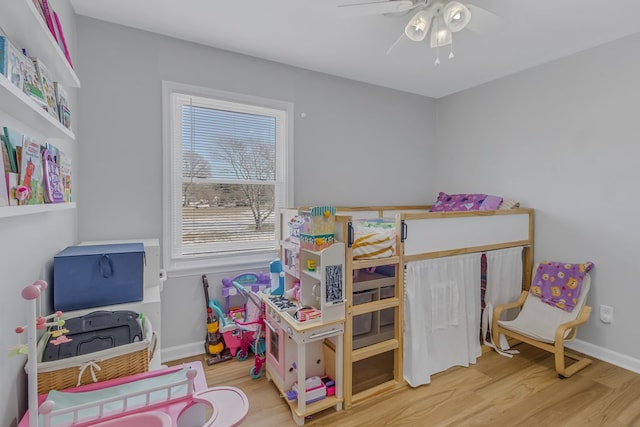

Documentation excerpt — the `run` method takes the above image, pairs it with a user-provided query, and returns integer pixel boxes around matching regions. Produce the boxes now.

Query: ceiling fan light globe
[430,26,452,47]
[443,1,471,32]
[405,10,433,42]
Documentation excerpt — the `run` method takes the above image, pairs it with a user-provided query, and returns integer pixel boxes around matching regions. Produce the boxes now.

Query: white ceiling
[69,0,640,98]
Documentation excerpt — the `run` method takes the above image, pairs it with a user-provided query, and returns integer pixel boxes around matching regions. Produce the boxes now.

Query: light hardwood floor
[169,344,640,427]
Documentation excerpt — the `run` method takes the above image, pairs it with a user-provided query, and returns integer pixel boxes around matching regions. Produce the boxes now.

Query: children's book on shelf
[3,126,22,173]
[0,35,6,76]
[16,146,22,176]
[52,11,73,68]
[5,172,19,206]
[59,151,71,202]
[39,0,58,42]
[45,142,60,162]
[2,36,24,90]
[54,82,71,129]
[19,137,44,205]
[32,58,58,119]
[42,145,64,203]
[19,53,48,110]
[31,0,47,25]
[0,143,11,206]
[0,175,9,207]
[1,136,12,174]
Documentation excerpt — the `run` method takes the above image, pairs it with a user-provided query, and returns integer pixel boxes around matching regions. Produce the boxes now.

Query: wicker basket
[27,318,155,395]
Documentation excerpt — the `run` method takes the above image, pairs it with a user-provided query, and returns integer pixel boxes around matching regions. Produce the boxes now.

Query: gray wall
[0,2,79,426]
[435,33,640,362]
[74,18,437,359]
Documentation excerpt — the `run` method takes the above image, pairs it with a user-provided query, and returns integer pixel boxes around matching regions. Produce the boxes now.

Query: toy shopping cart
[229,281,266,379]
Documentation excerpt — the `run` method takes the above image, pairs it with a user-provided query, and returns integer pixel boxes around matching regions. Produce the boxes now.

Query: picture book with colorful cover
[0,35,7,76]
[19,137,44,205]
[59,151,71,202]
[5,172,19,206]
[39,0,58,43]
[4,37,24,90]
[16,146,22,176]
[20,53,48,109]
[33,58,58,119]
[1,136,12,174]
[0,150,8,207]
[52,11,72,68]
[3,126,21,173]
[42,145,63,203]
[54,82,71,129]
[45,142,60,162]
[31,0,47,24]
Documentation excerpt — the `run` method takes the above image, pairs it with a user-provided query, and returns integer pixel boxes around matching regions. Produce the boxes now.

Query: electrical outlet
[600,304,613,324]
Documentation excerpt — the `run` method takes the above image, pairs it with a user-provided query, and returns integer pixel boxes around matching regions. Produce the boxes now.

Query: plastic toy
[284,279,301,302]
[221,272,270,315]
[14,281,249,427]
[229,281,266,379]
[15,184,31,202]
[17,362,249,427]
[299,206,336,251]
[10,280,68,427]
[287,215,305,242]
[202,275,232,365]
[269,258,285,295]
[286,375,327,404]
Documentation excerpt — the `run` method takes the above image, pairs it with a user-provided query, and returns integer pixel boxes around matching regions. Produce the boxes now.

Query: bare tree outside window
[182,151,211,207]
[222,138,275,231]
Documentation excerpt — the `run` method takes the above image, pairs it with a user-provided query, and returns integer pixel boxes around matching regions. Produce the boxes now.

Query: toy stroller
[229,280,266,379]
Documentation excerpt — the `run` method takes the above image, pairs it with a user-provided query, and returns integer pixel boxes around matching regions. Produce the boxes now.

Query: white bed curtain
[482,246,524,349]
[403,253,481,387]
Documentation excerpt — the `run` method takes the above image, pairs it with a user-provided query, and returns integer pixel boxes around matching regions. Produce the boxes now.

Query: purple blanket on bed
[530,261,594,312]
[430,192,503,212]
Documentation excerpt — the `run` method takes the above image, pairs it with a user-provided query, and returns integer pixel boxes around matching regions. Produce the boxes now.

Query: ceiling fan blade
[337,0,417,16]
[464,3,506,34]
[385,31,406,55]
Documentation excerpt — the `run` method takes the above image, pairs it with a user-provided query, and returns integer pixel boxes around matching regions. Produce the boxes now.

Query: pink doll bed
[15,281,248,427]
[18,361,249,427]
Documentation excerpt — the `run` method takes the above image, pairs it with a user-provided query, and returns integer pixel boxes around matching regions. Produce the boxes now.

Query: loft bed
[281,199,534,406]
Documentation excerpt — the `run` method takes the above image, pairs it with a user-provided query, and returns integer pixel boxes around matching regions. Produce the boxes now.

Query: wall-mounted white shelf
[1,0,80,89]
[0,203,76,218]
[0,76,75,139]
[0,0,80,217]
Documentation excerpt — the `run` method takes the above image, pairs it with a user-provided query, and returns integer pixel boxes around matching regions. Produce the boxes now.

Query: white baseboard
[161,341,204,363]
[567,339,640,374]
[161,338,640,375]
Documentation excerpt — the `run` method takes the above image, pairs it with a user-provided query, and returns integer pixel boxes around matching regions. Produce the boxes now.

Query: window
[163,82,293,273]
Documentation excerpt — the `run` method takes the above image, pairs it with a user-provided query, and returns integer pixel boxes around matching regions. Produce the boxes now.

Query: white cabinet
[0,0,79,218]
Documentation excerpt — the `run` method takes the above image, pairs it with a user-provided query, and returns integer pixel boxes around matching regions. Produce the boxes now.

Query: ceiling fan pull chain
[449,39,455,60]
[434,46,441,65]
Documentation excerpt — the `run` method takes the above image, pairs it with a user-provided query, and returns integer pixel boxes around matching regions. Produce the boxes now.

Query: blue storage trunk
[53,243,145,311]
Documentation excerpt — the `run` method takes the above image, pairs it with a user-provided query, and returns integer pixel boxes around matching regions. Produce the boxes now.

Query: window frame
[162,81,294,276]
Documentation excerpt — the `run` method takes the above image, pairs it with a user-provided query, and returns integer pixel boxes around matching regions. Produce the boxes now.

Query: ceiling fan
[338,0,498,64]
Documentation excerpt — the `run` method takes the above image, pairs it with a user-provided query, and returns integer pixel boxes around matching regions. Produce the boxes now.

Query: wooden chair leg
[554,341,592,378]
